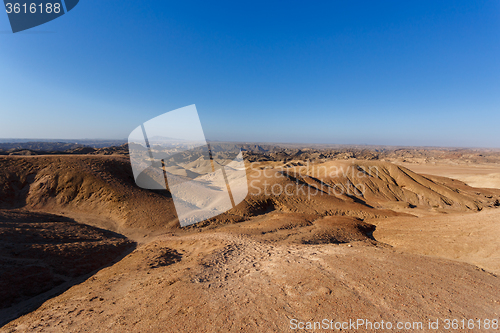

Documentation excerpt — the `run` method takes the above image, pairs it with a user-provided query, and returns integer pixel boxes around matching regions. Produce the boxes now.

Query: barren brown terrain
[394,162,500,190]
[0,146,499,332]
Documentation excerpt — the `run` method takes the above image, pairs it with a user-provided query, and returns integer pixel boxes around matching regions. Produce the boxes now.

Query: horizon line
[0,138,499,150]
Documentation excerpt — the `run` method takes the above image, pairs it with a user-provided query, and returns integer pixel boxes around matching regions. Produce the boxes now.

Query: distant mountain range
[0,139,127,149]
[0,141,129,156]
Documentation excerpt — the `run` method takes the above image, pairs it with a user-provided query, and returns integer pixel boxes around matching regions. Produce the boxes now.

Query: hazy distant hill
[0,142,83,152]
[0,139,127,149]
[1,140,499,166]
[0,141,129,156]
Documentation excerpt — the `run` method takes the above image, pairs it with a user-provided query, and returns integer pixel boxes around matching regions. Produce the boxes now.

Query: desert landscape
[2,0,497,331]
[0,143,499,332]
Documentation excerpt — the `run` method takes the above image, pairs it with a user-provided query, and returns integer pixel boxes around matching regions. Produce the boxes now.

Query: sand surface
[372,208,500,275]
[396,162,500,189]
[2,233,500,332]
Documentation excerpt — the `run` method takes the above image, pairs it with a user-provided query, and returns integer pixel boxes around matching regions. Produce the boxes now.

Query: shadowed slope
[0,210,134,326]
[0,156,179,236]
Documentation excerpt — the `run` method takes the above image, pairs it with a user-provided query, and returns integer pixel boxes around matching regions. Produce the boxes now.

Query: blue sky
[0,0,499,147]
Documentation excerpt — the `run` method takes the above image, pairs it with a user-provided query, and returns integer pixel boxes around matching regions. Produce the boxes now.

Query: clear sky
[0,1,499,147]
